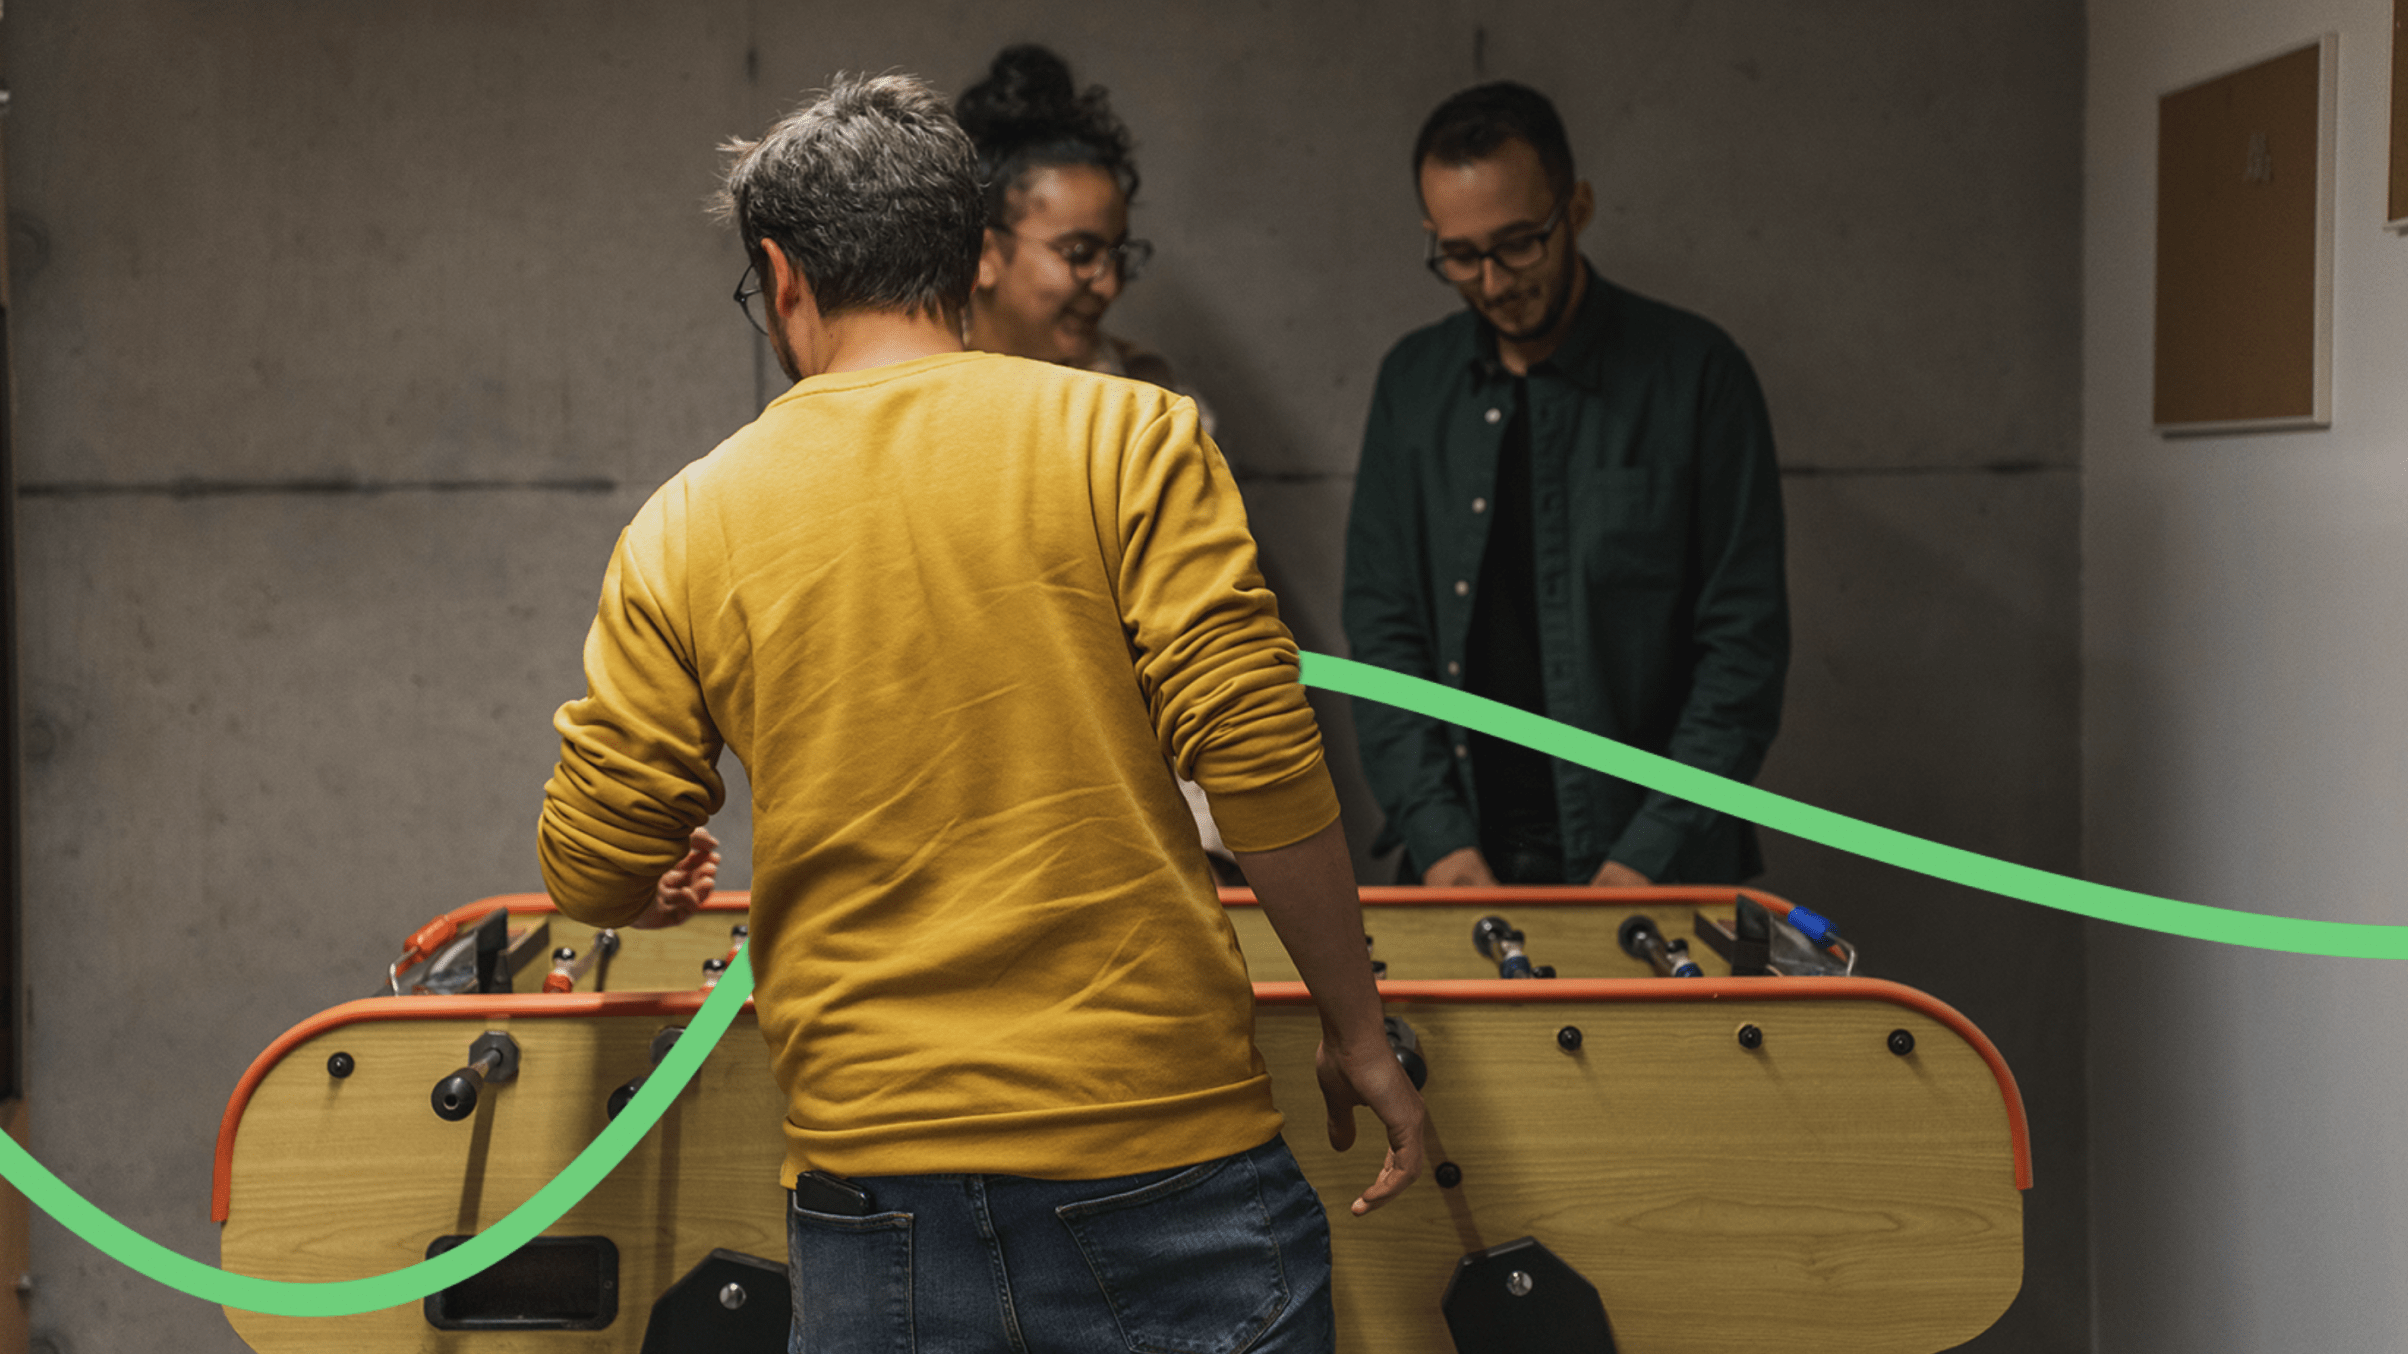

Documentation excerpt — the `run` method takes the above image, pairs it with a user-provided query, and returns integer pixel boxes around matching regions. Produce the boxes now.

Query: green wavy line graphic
[0,947,756,1317]
[1300,651,2408,959]
[5,649,2402,1320]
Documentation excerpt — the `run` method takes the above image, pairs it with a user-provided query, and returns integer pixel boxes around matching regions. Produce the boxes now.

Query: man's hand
[1316,1036,1428,1215]
[1422,846,1498,888]
[1588,859,1651,889]
[1233,819,1429,1216]
[627,827,721,929]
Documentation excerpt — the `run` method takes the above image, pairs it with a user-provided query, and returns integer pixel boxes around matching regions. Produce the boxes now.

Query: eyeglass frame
[733,227,1156,335]
[999,228,1154,285]
[1423,196,1569,284]
[735,261,770,336]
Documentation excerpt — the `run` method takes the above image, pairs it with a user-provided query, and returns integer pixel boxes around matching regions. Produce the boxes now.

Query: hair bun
[957,44,1083,141]
[956,44,1139,220]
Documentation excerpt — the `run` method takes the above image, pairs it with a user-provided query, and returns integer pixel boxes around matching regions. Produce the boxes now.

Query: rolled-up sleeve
[1109,399,1339,853]
[538,484,727,926]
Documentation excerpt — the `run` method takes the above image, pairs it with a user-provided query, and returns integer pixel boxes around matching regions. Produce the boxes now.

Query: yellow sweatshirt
[540,350,1339,1182]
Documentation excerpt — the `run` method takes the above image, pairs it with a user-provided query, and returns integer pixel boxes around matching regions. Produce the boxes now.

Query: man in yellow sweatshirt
[537,74,1423,1352]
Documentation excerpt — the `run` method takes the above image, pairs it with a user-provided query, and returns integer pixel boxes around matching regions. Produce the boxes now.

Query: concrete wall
[6,3,2085,1349]
[2084,0,2408,1349]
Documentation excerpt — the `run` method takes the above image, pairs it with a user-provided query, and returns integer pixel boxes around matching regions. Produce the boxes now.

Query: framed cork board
[2392,1,2407,228]
[2154,35,2336,434]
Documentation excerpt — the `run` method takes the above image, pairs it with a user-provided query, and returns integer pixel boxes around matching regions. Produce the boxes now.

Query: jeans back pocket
[789,1199,914,1354]
[1055,1154,1289,1354]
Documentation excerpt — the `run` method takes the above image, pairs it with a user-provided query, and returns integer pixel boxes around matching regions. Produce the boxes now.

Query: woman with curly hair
[955,43,1216,434]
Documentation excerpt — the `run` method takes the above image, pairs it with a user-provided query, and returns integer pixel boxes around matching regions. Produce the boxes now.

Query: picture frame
[2153,34,2336,434]
[2390,0,2407,230]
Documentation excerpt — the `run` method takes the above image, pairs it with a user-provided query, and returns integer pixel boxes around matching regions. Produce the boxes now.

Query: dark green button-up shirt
[1341,266,1789,882]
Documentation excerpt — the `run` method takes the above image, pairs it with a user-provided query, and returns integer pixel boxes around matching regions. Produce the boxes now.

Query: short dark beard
[1484,257,1579,344]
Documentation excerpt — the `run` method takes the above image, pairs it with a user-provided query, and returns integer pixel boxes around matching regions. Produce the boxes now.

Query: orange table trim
[451,884,1797,923]
[216,965,2028,1226]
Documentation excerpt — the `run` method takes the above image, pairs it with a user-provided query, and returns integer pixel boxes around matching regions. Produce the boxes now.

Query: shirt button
[1471,497,1487,514]
[1454,580,1470,597]
[1484,408,1502,424]
[1454,744,1470,759]
[1446,660,1461,676]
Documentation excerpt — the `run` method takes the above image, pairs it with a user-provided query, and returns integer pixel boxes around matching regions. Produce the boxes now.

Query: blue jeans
[787,1135,1333,1353]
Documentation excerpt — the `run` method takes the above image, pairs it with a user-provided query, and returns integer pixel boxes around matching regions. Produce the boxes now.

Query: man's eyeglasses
[732,229,1156,334]
[1424,198,1567,284]
[1009,230,1154,284]
[735,262,770,336]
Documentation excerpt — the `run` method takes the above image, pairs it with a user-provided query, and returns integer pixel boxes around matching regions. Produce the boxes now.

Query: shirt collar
[1468,260,1613,392]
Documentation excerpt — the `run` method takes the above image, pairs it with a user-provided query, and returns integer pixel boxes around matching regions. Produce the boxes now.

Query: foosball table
[215,887,2026,1352]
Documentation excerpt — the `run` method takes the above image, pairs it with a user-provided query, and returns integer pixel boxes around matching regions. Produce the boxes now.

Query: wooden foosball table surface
[218,890,2024,1353]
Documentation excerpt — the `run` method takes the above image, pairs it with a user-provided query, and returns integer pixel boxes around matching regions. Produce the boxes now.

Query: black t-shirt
[1463,380,1563,875]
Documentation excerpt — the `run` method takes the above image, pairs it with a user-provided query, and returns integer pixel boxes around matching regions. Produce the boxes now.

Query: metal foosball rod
[1617,914,1704,978]
[605,1026,687,1121]
[430,1031,521,1122]
[1471,915,1556,979]
[540,929,621,993]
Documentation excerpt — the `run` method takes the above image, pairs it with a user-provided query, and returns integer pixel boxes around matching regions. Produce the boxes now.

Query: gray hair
[715,73,984,319]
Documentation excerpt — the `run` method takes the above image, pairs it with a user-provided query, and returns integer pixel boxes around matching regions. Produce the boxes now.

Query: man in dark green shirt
[1342,82,1789,887]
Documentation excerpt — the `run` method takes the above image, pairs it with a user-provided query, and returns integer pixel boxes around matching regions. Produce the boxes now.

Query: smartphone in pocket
[793,1170,874,1216]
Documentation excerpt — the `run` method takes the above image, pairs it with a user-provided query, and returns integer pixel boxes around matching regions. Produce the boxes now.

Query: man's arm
[1603,339,1789,880]
[1101,396,1425,1209]
[1233,820,1426,1214]
[1340,359,1483,876]
[539,490,730,928]
[1109,401,1332,831]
